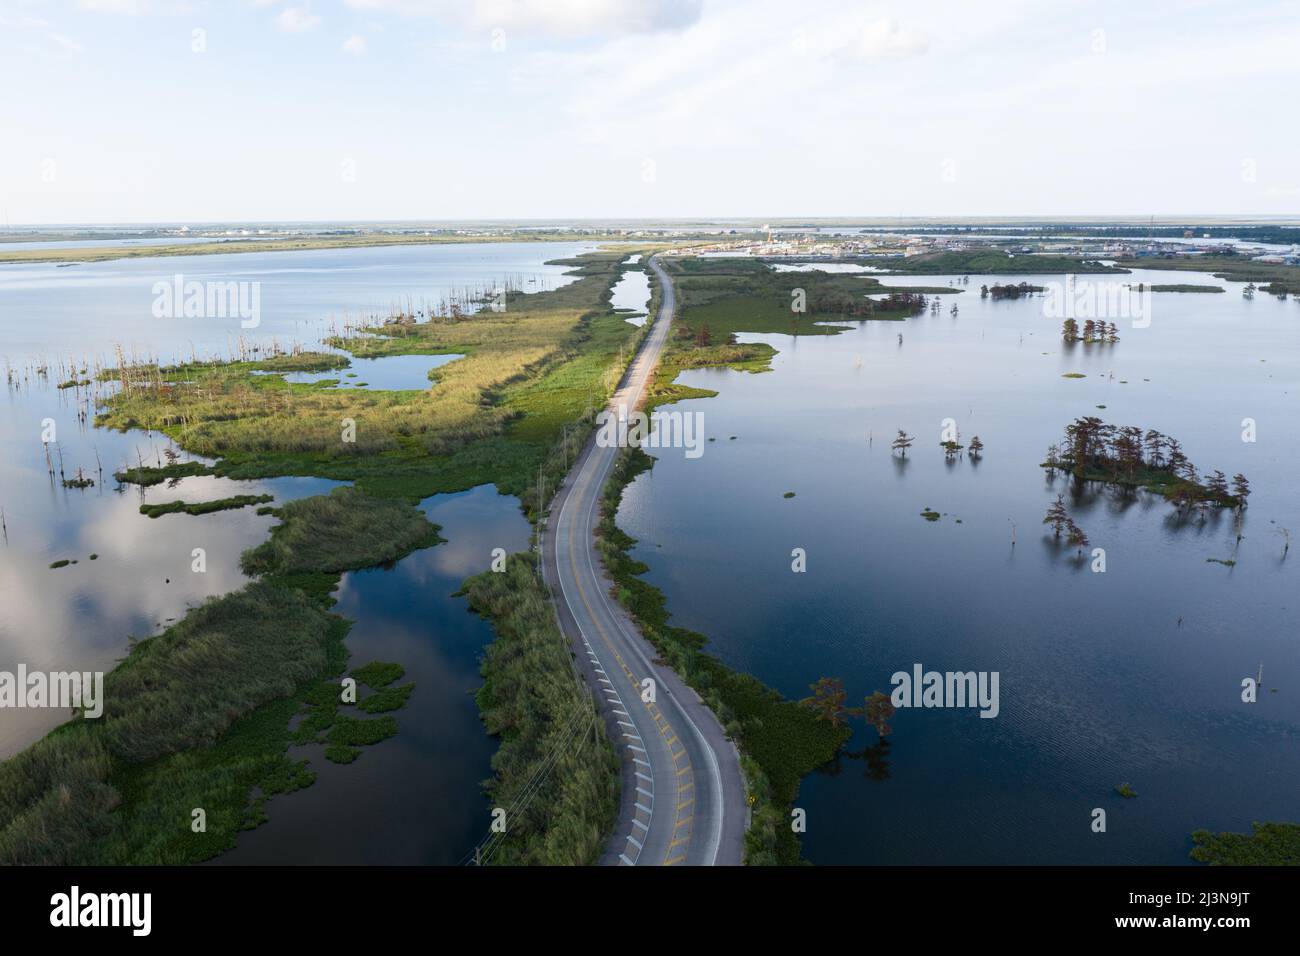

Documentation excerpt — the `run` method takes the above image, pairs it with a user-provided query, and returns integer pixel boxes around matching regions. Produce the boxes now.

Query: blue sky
[1,0,1297,224]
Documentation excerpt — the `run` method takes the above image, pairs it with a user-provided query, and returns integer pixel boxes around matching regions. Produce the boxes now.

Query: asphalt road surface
[541,255,747,866]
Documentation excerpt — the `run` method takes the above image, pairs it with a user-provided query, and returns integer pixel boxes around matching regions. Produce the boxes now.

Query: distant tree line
[980,282,1044,300]
[808,291,929,317]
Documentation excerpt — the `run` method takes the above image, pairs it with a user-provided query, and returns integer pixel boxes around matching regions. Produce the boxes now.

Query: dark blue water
[617,267,1300,864]
[221,484,530,865]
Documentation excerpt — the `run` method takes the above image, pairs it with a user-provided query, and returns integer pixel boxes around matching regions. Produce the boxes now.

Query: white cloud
[276,4,322,33]
[48,32,86,54]
[342,33,368,55]
[853,17,928,58]
[344,0,703,37]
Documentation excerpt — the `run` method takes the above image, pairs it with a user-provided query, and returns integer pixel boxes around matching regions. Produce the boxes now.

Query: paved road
[541,256,747,866]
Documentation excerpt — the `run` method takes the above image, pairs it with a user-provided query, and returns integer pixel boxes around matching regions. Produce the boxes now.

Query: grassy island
[139,494,273,518]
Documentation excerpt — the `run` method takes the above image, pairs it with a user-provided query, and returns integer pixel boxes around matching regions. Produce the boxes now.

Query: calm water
[610,266,651,326]
[0,239,591,366]
[254,352,466,390]
[222,484,529,865]
[0,236,262,252]
[617,267,1300,864]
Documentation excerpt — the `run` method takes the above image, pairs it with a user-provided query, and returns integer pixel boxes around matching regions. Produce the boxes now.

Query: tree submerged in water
[803,677,849,728]
[1043,494,1070,537]
[863,691,896,738]
[803,679,898,740]
[891,429,914,457]
[1062,318,1120,344]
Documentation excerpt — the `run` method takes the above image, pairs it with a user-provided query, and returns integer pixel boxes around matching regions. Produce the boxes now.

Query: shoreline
[0,234,682,265]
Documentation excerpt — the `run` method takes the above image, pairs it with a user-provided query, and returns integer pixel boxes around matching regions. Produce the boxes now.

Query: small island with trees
[1062,319,1120,344]
[1043,417,1249,512]
[980,282,1045,299]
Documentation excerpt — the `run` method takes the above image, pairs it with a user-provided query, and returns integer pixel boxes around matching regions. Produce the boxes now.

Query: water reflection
[221,484,530,865]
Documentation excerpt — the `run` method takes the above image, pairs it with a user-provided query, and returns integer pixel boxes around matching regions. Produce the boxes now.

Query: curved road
[541,256,747,866]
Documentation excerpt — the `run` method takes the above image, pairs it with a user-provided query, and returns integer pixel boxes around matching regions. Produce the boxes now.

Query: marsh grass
[139,494,272,518]
[97,263,626,462]
[0,482,437,864]
[240,486,442,575]
[1190,822,1300,865]
[461,554,620,866]
[114,461,212,486]
[0,585,343,864]
[95,252,644,514]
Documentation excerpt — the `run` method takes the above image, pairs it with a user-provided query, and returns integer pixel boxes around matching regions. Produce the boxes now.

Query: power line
[459,703,599,866]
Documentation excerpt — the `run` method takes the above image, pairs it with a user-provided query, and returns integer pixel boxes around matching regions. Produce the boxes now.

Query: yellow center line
[563,457,694,866]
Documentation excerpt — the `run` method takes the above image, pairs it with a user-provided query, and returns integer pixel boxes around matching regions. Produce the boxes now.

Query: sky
[1,0,1298,224]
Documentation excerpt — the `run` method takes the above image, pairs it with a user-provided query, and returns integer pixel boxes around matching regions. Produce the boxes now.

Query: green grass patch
[352,661,405,688]
[0,585,354,864]
[241,486,442,575]
[114,461,213,486]
[139,494,272,518]
[1191,822,1300,865]
[358,684,415,714]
